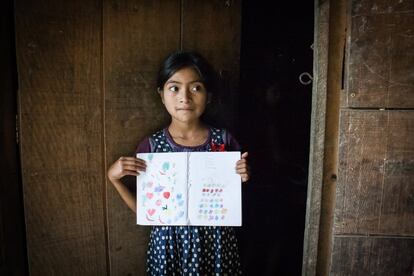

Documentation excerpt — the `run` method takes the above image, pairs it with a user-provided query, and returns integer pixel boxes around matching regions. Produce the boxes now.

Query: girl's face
[160,67,209,125]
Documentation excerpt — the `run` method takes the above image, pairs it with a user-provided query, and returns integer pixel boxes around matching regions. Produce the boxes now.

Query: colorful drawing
[137,153,186,225]
[196,184,228,222]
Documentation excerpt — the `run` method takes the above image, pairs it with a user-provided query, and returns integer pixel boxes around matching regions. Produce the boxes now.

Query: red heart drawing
[147,209,156,216]
[146,192,153,199]
[163,192,171,199]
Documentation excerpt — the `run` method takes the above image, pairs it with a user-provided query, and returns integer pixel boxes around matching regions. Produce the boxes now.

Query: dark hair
[157,51,217,94]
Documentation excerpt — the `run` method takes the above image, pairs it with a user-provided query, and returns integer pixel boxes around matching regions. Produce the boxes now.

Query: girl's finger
[135,158,147,166]
[236,163,248,170]
[119,156,147,164]
[119,156,136,161]
[241,152,249,159]
[236,159,247,166]
[121,160,147,169]
[120,159,147,167]
[122,164,146,172]
[236,168,248,174]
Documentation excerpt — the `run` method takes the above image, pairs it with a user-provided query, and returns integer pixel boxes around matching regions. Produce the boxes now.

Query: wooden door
[303,0,414,275]
[15,0,241,275]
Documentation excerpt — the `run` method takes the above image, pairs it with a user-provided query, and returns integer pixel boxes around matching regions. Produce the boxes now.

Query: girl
[107,51,250,275]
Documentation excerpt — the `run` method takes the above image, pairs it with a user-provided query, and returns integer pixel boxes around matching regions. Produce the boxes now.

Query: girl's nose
[179,87,191,103]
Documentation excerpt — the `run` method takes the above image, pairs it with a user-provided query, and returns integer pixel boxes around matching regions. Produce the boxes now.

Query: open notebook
[136,152,242,226]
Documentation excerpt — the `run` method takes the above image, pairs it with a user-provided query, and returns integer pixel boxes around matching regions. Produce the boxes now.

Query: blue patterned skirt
[146,226,242,275]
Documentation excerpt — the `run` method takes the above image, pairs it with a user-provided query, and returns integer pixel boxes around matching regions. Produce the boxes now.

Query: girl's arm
[107,157,146,213]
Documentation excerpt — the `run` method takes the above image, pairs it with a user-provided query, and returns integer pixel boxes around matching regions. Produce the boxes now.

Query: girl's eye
[191,85,204,92]
[168,86,179,92]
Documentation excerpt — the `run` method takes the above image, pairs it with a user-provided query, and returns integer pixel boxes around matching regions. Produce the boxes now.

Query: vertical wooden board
[302,1,330,274]
[182,0,241,129]
[335,110,386,234]
[335,110,414,235]
[103,1,180,275]
[330,236,414,276]
[15,0,107,275]
[346,0,414,108]
[379,111,414,234]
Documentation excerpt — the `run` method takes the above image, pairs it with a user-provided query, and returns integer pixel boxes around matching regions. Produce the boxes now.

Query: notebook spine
[186,152,191,225]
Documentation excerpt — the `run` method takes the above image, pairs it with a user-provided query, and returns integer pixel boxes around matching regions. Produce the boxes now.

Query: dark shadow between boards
[236,2,314,275]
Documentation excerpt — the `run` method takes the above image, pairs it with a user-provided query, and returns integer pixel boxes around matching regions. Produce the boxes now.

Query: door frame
[302,0,346,275]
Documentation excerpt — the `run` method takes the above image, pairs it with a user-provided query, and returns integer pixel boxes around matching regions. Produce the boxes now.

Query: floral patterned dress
[136,127,242,275]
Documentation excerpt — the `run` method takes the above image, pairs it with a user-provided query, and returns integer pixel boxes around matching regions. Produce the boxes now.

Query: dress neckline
[164,127,212,149]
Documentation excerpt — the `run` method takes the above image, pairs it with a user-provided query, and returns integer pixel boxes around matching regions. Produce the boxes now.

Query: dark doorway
[0,1,28,275]
[237,2,314,275]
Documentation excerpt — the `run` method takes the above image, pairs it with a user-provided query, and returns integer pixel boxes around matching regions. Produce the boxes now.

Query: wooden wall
[15,0,240,275]
[332,0,414,273]
[304,0,414,275]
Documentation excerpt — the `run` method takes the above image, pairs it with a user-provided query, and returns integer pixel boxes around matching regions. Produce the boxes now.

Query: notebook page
[187,152,242,226]
[136,152,188,225]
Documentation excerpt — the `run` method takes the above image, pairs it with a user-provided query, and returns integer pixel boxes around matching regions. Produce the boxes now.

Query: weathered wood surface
[305,0,414,275]
[302,0,330,275]
[104,1,179,275]
[15,0,107,274]
[330,236,414,276]
[345,0,414,108]
[335,110,414,235]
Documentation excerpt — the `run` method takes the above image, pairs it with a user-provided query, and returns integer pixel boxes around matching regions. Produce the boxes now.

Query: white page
[187,152,242,226]
[136,153,188,226]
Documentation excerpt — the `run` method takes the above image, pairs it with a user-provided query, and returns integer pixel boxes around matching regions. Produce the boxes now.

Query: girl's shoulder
[135,129,167,154]
[209,126,241,152]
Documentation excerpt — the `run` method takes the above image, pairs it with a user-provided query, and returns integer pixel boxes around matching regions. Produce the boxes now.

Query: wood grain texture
[182,0,241,130]
[330,236,414,276]
[103,1,180,275]
[302,1,330,275]
[335,110,414,235]
[15,0,107,275]
[345,0,414,108]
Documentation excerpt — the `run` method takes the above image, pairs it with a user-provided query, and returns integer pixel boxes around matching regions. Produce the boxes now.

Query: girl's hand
[107,157,146,182]
[236,152,250,183]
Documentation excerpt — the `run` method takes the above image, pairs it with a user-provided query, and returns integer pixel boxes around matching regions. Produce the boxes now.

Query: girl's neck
[167,120,209,147]
[168,120,208,138]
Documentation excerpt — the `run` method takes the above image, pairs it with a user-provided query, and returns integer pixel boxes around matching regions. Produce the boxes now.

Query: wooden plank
[379,111,414,234]
[345,0,414,108]
[330,236,414,276]
[15,0,107,274]
[103,1,180,275]
[302,1,330,275]
[335,110,414,235]
[182,0,241,130]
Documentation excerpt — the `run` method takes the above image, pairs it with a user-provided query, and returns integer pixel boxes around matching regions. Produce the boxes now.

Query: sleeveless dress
[136,127,242,275]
